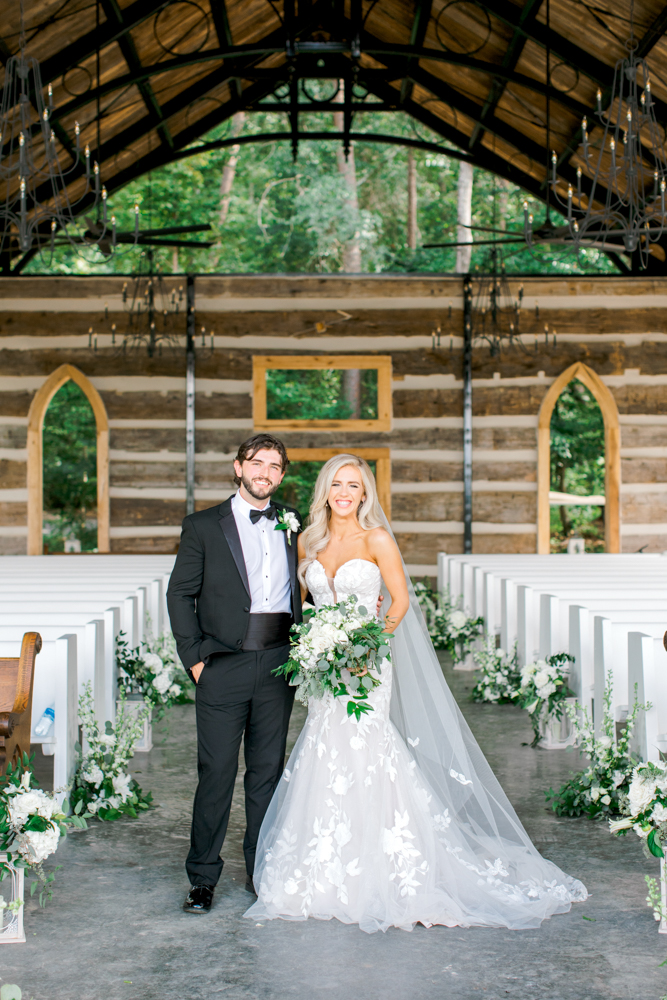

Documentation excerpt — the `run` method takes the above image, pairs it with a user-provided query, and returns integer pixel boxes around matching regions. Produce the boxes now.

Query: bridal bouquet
[273,595,391,720]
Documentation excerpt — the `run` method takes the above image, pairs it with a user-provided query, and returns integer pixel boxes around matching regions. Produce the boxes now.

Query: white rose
[628,771,657,816]
[590,787,601,802]
[8,789,56,827]
[449,611,467,630]
[533,670,550,691]
[601,794,611,805]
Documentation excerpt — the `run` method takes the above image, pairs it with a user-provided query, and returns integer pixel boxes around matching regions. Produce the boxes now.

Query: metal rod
[463,274,473,554]
[185,273,196,517]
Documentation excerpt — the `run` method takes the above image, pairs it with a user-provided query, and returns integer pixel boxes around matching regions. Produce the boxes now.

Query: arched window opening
[549,379,605,553]
[27,364,109,556]
[42,381,98,553]
[537,362,620,554]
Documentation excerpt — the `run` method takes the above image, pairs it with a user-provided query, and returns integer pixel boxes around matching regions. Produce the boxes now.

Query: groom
[167,433,302,913]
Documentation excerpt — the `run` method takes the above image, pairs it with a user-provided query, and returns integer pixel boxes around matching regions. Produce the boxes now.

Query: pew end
[0,631,41,771]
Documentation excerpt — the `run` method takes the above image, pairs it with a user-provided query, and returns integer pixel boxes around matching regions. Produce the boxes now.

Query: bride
[245,454,587,934]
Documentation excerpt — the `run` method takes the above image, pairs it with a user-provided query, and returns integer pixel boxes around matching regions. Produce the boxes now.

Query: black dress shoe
[245,878,257,896]
[183,884,214,913]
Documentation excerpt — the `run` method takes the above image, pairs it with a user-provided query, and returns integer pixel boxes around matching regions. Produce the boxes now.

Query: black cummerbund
[242,612,293,651]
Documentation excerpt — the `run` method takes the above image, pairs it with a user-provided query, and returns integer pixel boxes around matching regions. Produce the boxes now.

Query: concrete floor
[5,657,667,1000]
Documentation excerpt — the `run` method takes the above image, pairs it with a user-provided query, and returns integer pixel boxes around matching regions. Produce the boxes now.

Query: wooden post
[463,276,473,554]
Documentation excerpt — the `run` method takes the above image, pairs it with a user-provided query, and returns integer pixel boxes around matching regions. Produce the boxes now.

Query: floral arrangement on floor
[116,626,191,720]
[545,671,648,819]
[71,684,154,821]
[273,595,391,721]
[517,652,575,747]
[412,580,484,665]
[609,761,667,928]
[610,761,667,859]
[471,640,522,704]
[0,754,87,905]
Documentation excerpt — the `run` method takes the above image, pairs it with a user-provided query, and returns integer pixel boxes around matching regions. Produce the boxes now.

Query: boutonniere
[274,509,300,546]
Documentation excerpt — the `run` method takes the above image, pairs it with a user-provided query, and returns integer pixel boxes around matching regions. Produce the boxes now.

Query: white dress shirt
[232,492,292,614]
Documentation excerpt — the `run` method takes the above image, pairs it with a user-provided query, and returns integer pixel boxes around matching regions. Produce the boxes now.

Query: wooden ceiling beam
[556,2,667,176]
[468,0,542,152]
[400,0,433,105]
[99,0,174,150]
[38,0,173,85]
[474,0,667,123]
[209,0,242,100]
[21,32,287,236]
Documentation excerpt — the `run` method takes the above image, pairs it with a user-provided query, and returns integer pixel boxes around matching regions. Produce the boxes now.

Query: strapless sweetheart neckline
[313,557,380,580]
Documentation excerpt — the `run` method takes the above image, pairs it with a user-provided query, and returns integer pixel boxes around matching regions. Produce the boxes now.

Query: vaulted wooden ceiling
[5,0,667,272]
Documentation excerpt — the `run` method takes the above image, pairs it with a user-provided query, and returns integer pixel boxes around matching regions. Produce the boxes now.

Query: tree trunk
[498,177,511,231]
[342,369,361,418]
[172,248,179,273]
[407,149,417,251]
[456,160,473,273]
[219,112,246,226]
[333,89,361,273]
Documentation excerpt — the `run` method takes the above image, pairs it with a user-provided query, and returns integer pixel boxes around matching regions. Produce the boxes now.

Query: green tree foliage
[42,381,97,552]
[549,379,605,552]
[266,369,377,420]
[26,107,618,277]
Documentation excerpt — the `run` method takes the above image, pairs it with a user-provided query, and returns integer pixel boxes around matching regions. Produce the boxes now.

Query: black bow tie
[249,505,277,524]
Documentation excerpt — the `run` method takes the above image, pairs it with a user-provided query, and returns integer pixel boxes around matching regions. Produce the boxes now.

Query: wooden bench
[0,632,41,771]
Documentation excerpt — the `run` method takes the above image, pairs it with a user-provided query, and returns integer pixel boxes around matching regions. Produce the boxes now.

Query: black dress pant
[186,644,294,887]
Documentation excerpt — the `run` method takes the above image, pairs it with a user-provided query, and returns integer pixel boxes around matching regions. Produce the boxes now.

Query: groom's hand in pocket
[191,661,205,684]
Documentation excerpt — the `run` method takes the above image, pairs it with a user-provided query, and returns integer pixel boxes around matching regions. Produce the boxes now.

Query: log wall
[0,274,666,570]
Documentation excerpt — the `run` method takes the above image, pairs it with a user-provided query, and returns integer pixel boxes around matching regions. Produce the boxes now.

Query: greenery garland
[71,685,153,822]
[412,579,484,665]
[545,672,648,819]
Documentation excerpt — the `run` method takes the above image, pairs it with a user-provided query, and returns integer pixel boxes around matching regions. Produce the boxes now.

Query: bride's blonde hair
[298,453,385,584]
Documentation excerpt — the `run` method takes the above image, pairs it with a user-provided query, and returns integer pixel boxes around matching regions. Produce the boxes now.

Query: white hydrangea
[449,610,467,630]
[82,763,104,786]
[153,670,172,695]
[652,802,667,824]
[143,652,164,673]
[16,825,60,864]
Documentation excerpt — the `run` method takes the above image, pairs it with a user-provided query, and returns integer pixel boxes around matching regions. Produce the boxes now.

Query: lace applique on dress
[245,558,586,934]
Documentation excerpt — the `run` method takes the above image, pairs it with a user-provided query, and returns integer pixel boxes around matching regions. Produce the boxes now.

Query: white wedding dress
[245,558,586,934]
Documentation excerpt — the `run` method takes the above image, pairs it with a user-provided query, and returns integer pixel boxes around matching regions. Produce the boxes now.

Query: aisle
[5,658,664,1000]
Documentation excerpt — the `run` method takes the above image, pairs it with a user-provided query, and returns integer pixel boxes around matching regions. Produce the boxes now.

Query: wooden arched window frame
[27,364,109,555]
[537,362,620,554]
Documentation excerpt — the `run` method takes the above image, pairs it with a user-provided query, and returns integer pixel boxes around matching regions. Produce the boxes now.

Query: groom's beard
[239,472,281,502]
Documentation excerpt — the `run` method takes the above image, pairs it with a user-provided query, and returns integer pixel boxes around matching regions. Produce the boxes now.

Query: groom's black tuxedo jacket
[167,496,303,676]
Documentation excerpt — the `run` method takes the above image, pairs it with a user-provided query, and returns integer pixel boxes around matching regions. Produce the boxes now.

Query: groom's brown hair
[233,433,290,486]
